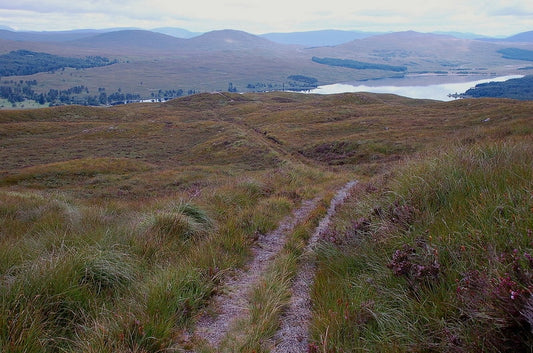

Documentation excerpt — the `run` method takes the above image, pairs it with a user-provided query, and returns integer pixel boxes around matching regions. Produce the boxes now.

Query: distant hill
[260,30,382,47]
[338,31,462,49]
[69,30,186,51]
[0,49,115,76]
[1,28,532,100]
[0,28,144,43]
[326,31,460,58]
[311,56,406,72]
[431,31,491,40]
[479,31,533,43]
[498,48,533,61]
[0,29,101,42]
[324,31,502,64]
[152,27,202,39]
[503,31,533,43]
[185,29,290,52]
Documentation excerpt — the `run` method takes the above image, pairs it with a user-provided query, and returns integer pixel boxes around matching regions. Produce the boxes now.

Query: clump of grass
[78,247,137,295]
[174,201,213,227]
[0,191,79,240]
[146,266,213,327]
[141,201,213,242]
[0,244,138,352]
[311,140,533,352]
[218,252,298,353]
[77,265,213,353]
[241,195,293,235]
[1,251,92,351]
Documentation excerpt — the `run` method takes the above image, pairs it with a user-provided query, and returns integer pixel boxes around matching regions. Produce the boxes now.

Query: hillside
[69,29,187,51]
[505,30,533,42]
[1,29,533,107]
[320,31,497,67]
[152,27,202,39]
[260,29,382,47]
[0,92,532,351]
[0,29,103,42]
[184,29,289,52]
[482,30,533,43]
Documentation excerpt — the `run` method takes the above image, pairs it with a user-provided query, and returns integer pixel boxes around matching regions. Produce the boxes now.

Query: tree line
[312,56,407,72]
[0,79,197,106]
[498,48,533,62]
[0,50,117,76]
[461,75,533,100]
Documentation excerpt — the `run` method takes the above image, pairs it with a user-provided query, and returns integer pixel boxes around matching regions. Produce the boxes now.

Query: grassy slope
[311,141,533,352]
[0,92,532,351]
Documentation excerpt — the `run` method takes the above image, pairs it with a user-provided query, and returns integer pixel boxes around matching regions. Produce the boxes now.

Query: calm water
[309,75,524,101]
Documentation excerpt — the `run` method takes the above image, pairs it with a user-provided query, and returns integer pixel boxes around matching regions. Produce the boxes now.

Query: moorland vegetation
[0,92,531,352]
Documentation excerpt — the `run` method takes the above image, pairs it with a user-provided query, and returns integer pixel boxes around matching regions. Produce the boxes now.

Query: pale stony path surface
[271,180,358,353]
[193,195,322,349]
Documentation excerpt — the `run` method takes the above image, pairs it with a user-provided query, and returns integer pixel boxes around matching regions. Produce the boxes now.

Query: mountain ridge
[68,29,187,51]
[260,29,383,47]
[152,27,202,39]
[2,27,533,46]
[184,29,295,52]
[0,28,531,102]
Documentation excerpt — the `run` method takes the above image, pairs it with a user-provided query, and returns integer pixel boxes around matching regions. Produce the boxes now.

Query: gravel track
[271,180,358,353]
[193,196,322,349]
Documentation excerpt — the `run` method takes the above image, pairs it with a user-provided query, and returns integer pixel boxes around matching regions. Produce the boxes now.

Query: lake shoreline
[309,74,524,101]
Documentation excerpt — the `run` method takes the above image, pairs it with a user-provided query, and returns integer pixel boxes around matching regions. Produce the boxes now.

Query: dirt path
[193,195,322,349]
[215,91,321,168]
[271,180,358,353]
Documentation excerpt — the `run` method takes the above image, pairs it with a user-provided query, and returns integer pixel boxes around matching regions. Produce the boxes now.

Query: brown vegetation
[0,91,532,352]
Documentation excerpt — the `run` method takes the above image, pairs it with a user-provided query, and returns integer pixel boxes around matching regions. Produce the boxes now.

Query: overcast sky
[0,0,531,36]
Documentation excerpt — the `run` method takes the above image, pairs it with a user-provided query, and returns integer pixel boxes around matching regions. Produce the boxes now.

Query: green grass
[0,163,331,352]
[310,140,533,352]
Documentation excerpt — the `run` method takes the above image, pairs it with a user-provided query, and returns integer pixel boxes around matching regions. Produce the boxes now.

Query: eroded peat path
[192,195,322,349]
[271,180,358,353]
[191,180,357,352]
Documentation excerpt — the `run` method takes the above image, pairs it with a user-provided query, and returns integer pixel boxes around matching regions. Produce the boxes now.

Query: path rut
[193,196,322,348]
[272,180,358,353]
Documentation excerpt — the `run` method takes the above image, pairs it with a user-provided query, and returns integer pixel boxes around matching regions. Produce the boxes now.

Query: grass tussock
[311,140,533,352]
[142,201,213,241]
[0,245,137,352]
